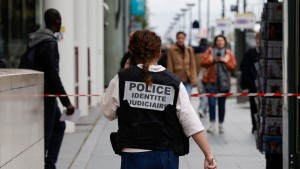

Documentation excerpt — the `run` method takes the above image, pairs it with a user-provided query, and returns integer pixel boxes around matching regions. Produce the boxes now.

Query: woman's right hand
[204,158,217,169]
[214,57,222,62]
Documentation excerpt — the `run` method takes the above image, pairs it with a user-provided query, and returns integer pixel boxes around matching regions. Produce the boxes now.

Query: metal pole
[177,14,182,31]
[183,12,185,32]
[221,0,225,35]
[187,3,195,46]
[189,8,192,45]
[170,29,172,42]
[243,0,247,13]
[222,0,225,18]
[174,16,180,34]
[237,0,239,13]
[198,0,201,26]
[206,0,210,39]
[181,9,188,32]
[170,26,173,40]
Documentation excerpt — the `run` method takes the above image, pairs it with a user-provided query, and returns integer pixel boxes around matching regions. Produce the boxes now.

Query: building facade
[0,0,105,118]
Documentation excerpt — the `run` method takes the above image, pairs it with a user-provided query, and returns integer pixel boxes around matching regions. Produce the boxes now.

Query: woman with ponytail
[101,30,217,169]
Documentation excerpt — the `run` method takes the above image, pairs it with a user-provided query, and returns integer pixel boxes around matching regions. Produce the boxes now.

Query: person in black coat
[240,33,260,133]
[0,51,6,68]
[120,51,134,70]
[28,8,75,169]
[158,47,167,67]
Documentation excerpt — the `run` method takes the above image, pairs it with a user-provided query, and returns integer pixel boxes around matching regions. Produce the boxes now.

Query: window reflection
[0,0,42,68]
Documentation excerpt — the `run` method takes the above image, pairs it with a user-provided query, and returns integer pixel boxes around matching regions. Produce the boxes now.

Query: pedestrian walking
[201,35,237,133]
[101,30,217,169]
[0,51,6,68]
[194,38,209,118]
[158,47,168,68]
[120,32,136,70]
[240,32,260,133]
[26,8,75,169]
[167,31,197,95]
[120,51,132,70]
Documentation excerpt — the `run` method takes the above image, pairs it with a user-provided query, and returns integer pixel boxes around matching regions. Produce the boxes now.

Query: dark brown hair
[128,30,162,86]
[176,31,186,38]
[213,34,228,48]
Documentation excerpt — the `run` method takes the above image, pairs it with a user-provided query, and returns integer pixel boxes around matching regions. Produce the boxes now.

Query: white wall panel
[0,70,44,169]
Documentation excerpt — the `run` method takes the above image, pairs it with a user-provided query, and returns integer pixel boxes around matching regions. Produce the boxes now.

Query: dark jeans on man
[266,154,282,169]
[44,97,66,169]
[248,81,258,131]
[121,151,179,169]
[207,88,226,122]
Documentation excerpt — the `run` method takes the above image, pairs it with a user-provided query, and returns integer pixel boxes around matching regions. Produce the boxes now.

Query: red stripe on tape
[1,93,300,98]
[240,93,249,97]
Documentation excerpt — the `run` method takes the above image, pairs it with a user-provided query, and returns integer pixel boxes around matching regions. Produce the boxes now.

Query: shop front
[0,0,43,68]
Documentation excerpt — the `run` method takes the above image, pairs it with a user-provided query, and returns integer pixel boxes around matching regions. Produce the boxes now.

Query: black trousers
[248,82,258,130]
[44,97,66,169]
[266,154,282,169]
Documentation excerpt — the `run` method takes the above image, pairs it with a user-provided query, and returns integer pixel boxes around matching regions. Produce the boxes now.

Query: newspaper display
[256,2,283,155]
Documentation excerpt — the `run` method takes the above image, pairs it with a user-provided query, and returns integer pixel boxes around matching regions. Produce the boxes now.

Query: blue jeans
[183,82,192,95]
[198,96,208,113]
[207,88,226,123]
[121,151,179,169]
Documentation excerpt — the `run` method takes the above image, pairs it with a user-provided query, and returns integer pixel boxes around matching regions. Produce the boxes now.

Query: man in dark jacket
[0,51,6,68]
[28,8,75,169]
[240,32,260,133]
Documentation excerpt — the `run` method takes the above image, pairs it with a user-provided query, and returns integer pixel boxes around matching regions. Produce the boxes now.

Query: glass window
[0,0,42,68]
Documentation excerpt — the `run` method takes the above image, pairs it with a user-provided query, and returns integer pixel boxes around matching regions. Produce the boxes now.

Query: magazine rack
[255,1,283,169]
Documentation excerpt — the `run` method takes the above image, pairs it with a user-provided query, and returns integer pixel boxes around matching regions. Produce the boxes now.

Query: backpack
[0,56,6,68]
[19,38,56,69]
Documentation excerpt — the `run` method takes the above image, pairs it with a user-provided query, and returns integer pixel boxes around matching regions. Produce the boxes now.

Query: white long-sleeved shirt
[101,64,204,137]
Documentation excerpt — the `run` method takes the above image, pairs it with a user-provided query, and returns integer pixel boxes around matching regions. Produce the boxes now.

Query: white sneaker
[219,124,224,133]
[198,109,205,118]
[207,125,216,133]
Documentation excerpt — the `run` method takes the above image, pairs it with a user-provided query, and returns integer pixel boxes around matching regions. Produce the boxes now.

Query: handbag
[197,69,205,93]
[217,63,230,93]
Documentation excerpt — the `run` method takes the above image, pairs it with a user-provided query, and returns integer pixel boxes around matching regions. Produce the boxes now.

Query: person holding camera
[201,35,236,133]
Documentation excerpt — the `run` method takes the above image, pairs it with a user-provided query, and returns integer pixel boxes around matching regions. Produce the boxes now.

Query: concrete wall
[0,69,44,169]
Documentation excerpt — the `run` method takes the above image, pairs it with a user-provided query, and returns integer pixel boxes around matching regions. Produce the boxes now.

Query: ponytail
[128,30,162,86]
[142,62,153,86]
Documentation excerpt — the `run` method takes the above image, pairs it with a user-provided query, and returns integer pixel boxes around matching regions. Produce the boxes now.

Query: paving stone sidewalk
[57,78,266,169]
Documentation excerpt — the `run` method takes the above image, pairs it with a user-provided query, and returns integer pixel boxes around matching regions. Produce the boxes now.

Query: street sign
[231,5,238,12]
[216,18,232,30]
[131,0,145,16]
[234,13,256,29]
[192,21,200,29]
[201,28,207,37]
